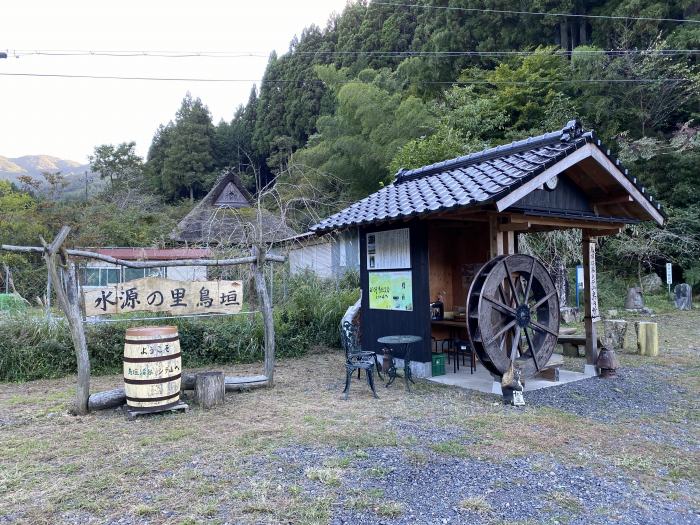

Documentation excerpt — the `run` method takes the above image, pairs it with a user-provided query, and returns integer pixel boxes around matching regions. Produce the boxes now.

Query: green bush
[0,273,359,382]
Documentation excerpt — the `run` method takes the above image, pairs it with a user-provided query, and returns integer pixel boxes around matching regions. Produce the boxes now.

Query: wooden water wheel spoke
[510,325,521,360]
[485,318,517,346]
[524,257,536,304]
[523,325,540,371]
[482,295,517,316]
[467,254,560,377]
[529,319,558,337]
[502,258,519,300]
[532,289,557,310]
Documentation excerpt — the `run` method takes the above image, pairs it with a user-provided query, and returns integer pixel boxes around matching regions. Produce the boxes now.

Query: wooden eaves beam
[495,143,664,226]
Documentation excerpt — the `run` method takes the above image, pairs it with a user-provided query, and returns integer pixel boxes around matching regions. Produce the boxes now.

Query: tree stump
[636,322,659,357]
[602,320,627,350]
[195,372,225,409]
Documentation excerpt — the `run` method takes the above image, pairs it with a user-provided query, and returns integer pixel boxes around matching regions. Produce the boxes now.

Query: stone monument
[674,283,692,311]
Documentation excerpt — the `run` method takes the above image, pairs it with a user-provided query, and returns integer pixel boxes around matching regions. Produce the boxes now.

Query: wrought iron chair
[340,320,382,399]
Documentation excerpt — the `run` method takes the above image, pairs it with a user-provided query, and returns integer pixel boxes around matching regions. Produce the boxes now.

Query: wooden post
[194,372,225,409]
[42,226,91,415]
[582,231,600,369]
[252,246,275,385]
[489,215,504,258]
[636,321,659,356]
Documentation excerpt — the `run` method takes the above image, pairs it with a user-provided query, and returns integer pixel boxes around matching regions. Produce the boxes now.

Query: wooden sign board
[83,277,243,317]
[588,243,600,321]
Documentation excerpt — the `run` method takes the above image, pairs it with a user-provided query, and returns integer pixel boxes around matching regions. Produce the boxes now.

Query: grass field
[0,310,698,524]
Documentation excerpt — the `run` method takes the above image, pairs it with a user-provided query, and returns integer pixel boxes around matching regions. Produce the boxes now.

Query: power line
[7,48,700,59]
[371,1,700,24]
[0,72,693,84]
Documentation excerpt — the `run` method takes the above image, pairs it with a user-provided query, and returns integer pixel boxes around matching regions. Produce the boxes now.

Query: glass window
[103,268,121,285]
[146,267,165,278]
[82,268,100,287]
[124,268,145,282]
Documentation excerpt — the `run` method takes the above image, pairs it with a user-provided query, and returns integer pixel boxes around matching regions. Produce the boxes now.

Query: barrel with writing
[123,326,182,412]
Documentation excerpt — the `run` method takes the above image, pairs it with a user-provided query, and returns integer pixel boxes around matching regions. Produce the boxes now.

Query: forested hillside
[2,0,699,292]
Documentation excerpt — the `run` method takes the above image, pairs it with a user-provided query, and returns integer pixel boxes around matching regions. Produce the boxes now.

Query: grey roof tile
[310,120,664,232]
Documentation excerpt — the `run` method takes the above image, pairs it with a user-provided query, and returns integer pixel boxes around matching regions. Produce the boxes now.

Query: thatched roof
[170,170,296,245]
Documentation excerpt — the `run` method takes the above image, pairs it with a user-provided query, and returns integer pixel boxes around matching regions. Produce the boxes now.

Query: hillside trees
[89,141,143,190]
[145,93,216,202]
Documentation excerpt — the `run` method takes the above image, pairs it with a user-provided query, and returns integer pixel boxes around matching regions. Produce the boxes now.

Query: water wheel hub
[515,304,531,327]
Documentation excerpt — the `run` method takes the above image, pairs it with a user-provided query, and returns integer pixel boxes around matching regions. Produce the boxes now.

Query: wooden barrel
[123,326,182,412]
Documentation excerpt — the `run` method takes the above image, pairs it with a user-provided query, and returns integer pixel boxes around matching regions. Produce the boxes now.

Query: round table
[377,335,422,391]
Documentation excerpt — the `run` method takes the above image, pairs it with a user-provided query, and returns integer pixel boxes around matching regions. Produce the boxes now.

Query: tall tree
[89,141,143,190]
[146,93,216,202]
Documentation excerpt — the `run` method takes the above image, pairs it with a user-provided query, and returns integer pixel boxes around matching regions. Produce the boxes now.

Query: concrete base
[427,362,590,394]
[584,364,598,377]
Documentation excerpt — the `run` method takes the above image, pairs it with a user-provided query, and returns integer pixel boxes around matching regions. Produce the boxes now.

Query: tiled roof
[310,120,662,232]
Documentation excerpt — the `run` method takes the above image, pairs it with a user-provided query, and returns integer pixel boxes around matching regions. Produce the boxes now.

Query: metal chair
[446,339,476,374]
[340,320,382,399]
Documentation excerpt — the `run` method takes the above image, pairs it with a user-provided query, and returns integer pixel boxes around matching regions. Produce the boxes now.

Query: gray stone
[674,283,692,310]
[559,306,581,324]
[602,319,627,350]
[641,272,663,293]
[624,287,644,309]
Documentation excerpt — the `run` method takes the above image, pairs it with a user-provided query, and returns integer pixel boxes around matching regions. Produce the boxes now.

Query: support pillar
[582,231,600,370]
[489,215,504,258]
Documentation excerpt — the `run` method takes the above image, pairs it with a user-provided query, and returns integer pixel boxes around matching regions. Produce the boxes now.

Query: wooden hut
[310,120,664,378]
[170,170,296,245]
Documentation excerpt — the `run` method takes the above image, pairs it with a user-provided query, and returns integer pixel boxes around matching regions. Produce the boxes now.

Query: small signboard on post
[666,262,672,295]
[83,277,243,317]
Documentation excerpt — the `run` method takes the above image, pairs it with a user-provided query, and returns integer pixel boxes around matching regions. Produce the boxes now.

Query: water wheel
[466,254,560,377]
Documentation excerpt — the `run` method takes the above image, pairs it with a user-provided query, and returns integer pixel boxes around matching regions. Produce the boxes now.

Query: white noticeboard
[366,228,410,270]
[666,262,672,285]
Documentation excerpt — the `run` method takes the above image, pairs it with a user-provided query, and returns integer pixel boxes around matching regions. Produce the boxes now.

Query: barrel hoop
[128,399,182,414]
[125,394,181,404]
[124,373,181,385]
[123,352,182,364]
[124,335,180,345]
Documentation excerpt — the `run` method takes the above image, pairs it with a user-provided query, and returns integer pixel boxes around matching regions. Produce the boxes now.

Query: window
[83,268,100,287]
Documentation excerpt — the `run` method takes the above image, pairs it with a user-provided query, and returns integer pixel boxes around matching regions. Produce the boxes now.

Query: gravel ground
[525,365,688,422]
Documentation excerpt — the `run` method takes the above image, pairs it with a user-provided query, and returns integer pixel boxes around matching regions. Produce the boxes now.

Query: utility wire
[0,72,693,84]
[7,48,700,58]
[371,1,700,24]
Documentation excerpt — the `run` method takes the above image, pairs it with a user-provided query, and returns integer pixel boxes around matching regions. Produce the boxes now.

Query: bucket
[123,326,182,412]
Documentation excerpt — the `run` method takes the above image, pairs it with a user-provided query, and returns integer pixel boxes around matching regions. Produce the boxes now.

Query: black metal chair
[446,339,476,374]
[340,320,382,399]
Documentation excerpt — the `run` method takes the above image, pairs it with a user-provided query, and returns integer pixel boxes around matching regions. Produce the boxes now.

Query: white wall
[166,266,208,281]
[289,242,333,278]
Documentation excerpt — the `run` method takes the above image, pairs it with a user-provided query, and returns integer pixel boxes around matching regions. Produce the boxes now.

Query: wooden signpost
[1,225,284,415]
[83,277,243,317]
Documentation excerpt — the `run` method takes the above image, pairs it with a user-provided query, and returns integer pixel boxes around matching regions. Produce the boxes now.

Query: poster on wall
[368,270,413,311]
[367,228,410,270]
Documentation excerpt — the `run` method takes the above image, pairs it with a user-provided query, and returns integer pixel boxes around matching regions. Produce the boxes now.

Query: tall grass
[0,273,359,382]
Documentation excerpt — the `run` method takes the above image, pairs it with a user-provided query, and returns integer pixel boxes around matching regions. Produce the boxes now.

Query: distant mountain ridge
[0,154,88,182]
[0,154,102,200]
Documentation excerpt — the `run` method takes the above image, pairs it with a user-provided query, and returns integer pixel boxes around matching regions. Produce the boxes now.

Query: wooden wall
[427,221,490,343]
[359,221,432,363]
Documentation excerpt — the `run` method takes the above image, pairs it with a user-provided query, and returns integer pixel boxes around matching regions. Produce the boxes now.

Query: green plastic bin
[432,353,446,376]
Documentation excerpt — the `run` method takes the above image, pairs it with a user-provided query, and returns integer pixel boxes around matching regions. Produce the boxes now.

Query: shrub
[0,273,359,382]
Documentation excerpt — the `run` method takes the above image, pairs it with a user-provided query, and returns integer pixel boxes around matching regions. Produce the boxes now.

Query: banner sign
[368,270,413,311]
[588,243,600,320]
[367,228,410,270]
[83,277,242,317]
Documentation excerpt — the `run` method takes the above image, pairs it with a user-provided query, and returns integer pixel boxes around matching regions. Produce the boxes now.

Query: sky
[1,0,350,162]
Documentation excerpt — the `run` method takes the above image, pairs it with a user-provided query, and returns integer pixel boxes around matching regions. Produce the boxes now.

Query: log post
[88,388,126,411]
[582,231,600,370]
[194,372,225,409]
[636,321,659,356]
[252,246,275,385]
[42,226,91,415]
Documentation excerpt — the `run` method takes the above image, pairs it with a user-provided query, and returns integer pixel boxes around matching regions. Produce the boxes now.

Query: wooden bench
[557,334,602,357]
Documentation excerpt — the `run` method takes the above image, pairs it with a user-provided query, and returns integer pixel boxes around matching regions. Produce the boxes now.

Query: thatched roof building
[170,170,296,245]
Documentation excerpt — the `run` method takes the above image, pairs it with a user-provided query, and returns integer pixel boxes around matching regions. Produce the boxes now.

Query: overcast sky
[1,0,350,162]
